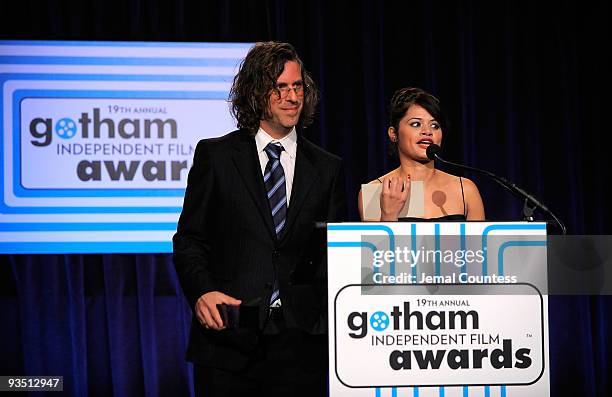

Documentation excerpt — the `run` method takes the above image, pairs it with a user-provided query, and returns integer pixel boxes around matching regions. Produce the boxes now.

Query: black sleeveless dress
[398,214,466,222]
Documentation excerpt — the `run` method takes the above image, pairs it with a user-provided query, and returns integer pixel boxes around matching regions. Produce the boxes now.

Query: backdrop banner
[0,40,251,254]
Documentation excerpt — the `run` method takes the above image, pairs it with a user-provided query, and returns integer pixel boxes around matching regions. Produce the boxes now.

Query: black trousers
[194,320,327,397]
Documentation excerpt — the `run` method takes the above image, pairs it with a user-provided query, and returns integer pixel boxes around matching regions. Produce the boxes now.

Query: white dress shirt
[255,127,297,205]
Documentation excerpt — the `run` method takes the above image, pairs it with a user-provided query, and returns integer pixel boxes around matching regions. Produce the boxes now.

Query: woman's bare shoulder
[432,170,480,193]
[460,177,480,194]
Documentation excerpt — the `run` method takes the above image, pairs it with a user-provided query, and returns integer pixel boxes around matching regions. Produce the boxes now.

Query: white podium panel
[327,222,549,397]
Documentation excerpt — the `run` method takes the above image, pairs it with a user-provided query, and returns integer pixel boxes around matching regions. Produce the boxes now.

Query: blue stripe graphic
[0,55,241,67]
[0,241,171,254]
[0,40,252,48]
[434,223,441,276]
[0,222,176,231]
[411,223,417,279]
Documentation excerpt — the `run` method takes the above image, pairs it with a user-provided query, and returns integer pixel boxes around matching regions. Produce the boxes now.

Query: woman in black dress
[358,87,485,222]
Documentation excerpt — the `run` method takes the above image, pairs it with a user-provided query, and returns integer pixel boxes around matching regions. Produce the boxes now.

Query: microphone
[425,143,442,161]
[426,144,566,234]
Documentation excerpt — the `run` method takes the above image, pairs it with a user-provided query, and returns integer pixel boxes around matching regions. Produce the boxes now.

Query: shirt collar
[255,126,297,159]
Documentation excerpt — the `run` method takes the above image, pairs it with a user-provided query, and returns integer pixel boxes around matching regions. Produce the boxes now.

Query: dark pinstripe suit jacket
[173,129,345,370]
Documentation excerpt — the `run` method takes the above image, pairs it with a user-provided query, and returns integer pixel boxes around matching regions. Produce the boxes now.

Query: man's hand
[195,291,241,331]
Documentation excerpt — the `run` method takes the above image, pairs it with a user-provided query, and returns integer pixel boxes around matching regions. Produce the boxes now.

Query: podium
[327,222,549,397]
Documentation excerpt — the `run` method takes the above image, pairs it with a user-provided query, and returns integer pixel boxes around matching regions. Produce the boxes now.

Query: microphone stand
[430,151,567,235]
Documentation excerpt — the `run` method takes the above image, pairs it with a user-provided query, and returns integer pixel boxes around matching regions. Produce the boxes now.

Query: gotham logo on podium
[333,283,545,388]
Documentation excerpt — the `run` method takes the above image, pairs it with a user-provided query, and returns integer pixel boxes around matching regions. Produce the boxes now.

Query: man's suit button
[273,250,279,258]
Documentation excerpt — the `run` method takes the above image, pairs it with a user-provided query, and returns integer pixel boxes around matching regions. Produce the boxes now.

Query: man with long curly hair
[173,41,346,396]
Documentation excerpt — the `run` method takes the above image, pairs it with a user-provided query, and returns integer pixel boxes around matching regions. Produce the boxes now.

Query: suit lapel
[231,132,276,239]
[280,136,319,244]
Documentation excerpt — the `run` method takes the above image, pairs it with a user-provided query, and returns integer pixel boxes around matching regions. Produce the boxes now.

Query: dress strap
[377,177,383,183]
[459,177,466,217]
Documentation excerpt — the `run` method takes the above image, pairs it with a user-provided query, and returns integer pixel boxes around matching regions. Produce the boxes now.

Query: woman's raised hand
[380,175,411,221]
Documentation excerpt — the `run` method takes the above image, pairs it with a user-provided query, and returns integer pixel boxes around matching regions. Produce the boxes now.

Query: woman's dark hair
[388,87,446,156]
[229,41,319,134]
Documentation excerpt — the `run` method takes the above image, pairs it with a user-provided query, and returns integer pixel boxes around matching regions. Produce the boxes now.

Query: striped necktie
[263,142,286,305]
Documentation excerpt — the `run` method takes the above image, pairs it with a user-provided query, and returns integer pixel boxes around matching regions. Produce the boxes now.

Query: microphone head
[426,143,441,160]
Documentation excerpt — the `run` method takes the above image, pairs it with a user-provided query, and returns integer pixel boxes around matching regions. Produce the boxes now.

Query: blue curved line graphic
[497,240,547,276]
[481,224,547,274]
[327,241,380,274]
[328,224,396,274]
